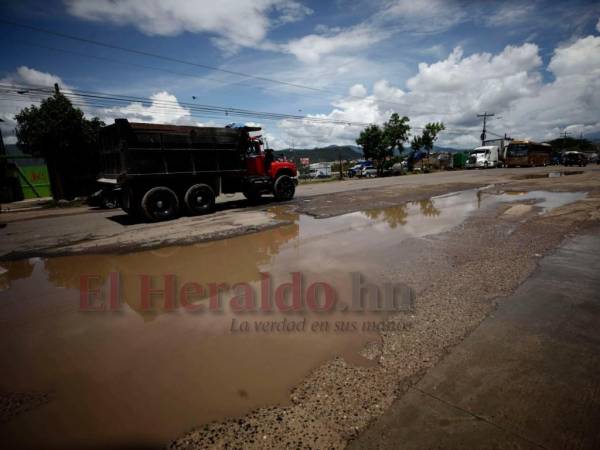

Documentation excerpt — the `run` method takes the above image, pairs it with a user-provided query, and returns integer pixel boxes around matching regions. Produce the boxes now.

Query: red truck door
[245,141,266,176]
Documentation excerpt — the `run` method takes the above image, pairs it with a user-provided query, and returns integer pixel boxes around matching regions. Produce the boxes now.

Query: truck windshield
[507,144,528,157]
[247,141,261,156]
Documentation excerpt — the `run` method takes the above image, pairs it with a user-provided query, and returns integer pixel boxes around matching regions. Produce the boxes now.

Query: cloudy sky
[1,0,599,149]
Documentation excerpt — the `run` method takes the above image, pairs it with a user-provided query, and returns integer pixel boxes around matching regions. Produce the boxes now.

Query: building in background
[1,143,51,202]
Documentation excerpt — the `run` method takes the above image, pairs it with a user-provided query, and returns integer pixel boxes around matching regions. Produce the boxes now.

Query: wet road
[0,165,597,259]
[0,188,590,449]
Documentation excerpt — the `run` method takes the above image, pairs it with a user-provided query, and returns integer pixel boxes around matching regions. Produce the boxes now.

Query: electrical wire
[0,19,449,114]
[0,84,371,126]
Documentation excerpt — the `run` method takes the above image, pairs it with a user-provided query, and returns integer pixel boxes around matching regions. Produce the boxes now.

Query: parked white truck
[466,145,500,169]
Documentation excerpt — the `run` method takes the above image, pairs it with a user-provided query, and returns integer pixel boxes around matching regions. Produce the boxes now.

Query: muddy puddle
[0,188,586,449]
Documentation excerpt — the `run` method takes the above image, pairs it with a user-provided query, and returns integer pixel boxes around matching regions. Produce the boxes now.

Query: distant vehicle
[391,162,405,175]
[347,161,373,177]
[563,151,587,167]
[505,141,552,167]
[466,145,500,169]
[87,187,121,209]
[308,162,332,178]
[361,167,378,178]
[98,119,297,221]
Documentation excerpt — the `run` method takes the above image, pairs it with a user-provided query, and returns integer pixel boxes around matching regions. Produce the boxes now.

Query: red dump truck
[97,119,297,221]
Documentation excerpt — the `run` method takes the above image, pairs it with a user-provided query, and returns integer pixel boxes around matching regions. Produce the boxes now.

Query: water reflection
[417,198,441,217]
[0,259,34,291]
[0,187,588,449]
[362,204,408,228]
[43,219,301,320]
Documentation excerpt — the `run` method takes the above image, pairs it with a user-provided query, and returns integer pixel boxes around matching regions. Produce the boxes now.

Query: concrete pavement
[349,229,600,449]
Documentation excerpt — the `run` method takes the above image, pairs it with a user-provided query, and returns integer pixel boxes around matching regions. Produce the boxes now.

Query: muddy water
[0,189,586,449]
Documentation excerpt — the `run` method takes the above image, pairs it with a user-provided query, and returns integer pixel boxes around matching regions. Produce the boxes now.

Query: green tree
[409,122,445,170]
[356,113,411,176]
[383,113,411,156]
[421,122,446,158]
[15,84,104,199]
[356,124,386,174]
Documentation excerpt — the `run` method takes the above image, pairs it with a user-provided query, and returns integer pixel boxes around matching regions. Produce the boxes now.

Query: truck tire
[141,186,180,221]
[184,184,215,215]
[121,187,139,216]
[273,175,295,201]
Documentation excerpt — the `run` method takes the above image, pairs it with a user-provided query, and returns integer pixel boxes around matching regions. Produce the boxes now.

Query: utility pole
[477,112,494,145]
[561,131,569,139]
[0,118,6,156]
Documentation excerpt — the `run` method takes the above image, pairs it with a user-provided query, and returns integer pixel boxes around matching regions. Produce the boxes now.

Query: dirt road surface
[1,166,599,449]
[0,166,595,259]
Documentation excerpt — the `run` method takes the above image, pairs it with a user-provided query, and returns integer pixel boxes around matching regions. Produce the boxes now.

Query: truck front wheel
[141,186,180,221]
[184,184,215,215]
[273,175,295,201]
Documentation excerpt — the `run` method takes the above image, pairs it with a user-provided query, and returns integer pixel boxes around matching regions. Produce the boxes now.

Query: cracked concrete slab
[349,229,600,449]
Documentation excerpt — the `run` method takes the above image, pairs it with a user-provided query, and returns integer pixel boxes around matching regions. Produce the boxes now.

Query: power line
[0,19,327,93]
[0,83,371,127]
[0,19,439,113]
[6,38,267,92]
[1,83,484,139]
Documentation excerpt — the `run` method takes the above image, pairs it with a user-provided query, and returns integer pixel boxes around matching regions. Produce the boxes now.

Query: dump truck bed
[99,119,255,181]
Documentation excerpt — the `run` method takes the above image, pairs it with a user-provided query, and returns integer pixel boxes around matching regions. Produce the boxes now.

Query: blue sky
[1,0,599,148]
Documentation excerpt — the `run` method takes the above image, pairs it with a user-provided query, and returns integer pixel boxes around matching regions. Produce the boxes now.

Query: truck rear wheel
[141,186,180,221]
[121,187,142,217]
[184,184,215,215]
[273,175,295,201]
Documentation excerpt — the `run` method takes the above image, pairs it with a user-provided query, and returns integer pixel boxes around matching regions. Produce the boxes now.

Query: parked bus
[505,140,552,167]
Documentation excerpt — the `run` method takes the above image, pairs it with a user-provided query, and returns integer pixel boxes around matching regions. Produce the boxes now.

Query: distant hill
[434,145,469,153]
[275,145,362,163]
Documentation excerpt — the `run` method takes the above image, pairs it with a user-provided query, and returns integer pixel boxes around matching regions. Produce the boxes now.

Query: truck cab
[242,136,297,201]
[244,137,296,179]
[466,146,499,169]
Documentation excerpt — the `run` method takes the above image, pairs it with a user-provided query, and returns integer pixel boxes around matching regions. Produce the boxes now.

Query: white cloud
[406,44,542,92]
[484,3,535,27]
[14,66,68,89]
[273,36,600,149]
[100,91,197,125]
[64,0,312,51]
[373,80,405,102]
[283,25,386,64]
[0,66,203,144]
[349,84,367,98]
[0,67,76,144]
[378,0,467,33]
[547,35,600,77]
